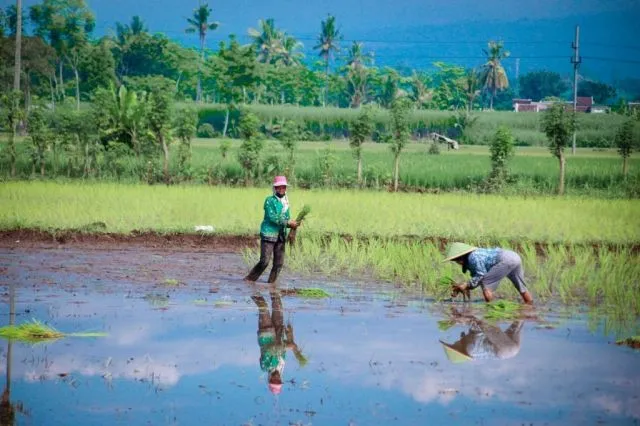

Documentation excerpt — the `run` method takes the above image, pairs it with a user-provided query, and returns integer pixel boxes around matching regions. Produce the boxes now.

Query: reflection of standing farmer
[440,319,525,363]
[444,242,534,304]
[245,176,299,284]
[252,290,306,395]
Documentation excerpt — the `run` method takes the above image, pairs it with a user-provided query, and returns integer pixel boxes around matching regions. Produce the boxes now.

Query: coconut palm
[345,42,373,108]
[481,41,510,110]
[185,2,219,102]
[277,32,303,66]
[460,68,481,112]
[314,14,342,106]
[248,18,281,64]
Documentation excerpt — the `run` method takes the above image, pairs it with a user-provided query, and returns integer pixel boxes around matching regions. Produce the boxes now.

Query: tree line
[0,0,638,195]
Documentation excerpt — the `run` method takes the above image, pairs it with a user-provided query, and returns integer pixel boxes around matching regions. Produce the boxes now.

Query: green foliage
[219,139,231,159]
[27,107,51,176]
[541,103,575,159]
[485,126,515,189]
[578,80,617,104]
[0,90,24,176]
[197,123,216,138]
[615,120,636,160]
[317,143,337,186]
[389,98,411,156]
[518,71,569,101]
[349,107,373,155]
[237,110,264,184]
[238,110,261,140]
[173,107,197,177]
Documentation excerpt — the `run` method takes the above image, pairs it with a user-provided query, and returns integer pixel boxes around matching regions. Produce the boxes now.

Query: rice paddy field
[1,178,639,425]
[2,138,639,197]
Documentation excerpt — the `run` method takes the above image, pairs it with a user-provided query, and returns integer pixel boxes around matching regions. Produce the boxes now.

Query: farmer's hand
[451,283,469,299]
[288,220,298,229]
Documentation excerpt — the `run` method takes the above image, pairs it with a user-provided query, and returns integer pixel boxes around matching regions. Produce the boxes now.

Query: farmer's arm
[466,254,487,289]
[264,197,287,226]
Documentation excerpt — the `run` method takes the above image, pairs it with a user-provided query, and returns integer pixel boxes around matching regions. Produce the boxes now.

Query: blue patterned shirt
[463,248,501,289]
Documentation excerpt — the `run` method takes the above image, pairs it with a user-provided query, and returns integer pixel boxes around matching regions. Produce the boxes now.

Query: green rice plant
[615,336,640,349]
[284,288,332,298]
[0,319,107,343]
[483,300,523,321]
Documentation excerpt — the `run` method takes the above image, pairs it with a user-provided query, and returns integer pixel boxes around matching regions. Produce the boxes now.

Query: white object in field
[195,225,215,232]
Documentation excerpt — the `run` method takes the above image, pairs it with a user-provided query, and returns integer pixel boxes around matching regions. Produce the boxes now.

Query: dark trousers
[245,237,286,283]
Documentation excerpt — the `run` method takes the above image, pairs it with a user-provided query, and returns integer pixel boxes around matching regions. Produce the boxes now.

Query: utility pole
[13,0,22,92]
[570,25,581,155]
[515,58,520,97]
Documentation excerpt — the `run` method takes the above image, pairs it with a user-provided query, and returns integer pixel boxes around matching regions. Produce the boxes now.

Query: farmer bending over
[245,176,298,284]
[444,242,534,304]
[440,318,525,363]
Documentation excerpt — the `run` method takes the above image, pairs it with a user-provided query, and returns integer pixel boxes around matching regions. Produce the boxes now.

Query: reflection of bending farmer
[252,290,306,395]
[440,319,524,363]
[444,242,534,304]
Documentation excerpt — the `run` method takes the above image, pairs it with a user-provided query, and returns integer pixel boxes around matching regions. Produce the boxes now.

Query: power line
[88,22,640,50]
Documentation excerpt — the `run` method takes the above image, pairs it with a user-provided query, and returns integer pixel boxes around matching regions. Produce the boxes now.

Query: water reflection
[439,307,524,363]
[1,283,25,425]
[251,288,307,394]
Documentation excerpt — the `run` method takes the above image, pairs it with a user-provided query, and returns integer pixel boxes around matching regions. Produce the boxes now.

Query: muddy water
[0,247,639,426]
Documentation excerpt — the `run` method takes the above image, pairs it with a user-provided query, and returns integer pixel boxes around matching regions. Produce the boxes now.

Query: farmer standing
[245,176,298,284]
[444,242,534,304]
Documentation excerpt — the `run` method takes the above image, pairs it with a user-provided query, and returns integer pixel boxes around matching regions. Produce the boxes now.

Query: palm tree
[345,42,372,108]
[185,2,219,102]
[248,18,281,64]
[460,68,481,112]
[314,14,341,106]
[409,72,431,108]
[277,32,303,66]
[481,41,510,110]
[129,15,146,35]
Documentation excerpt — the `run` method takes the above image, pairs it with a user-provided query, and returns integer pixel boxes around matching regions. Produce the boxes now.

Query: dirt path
[1,229,637,255]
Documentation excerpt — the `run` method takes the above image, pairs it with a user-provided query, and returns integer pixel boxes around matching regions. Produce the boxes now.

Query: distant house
[513,96,598,113]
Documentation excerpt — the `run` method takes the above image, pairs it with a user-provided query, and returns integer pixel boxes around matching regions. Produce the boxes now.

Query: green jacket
[259,194,291,241]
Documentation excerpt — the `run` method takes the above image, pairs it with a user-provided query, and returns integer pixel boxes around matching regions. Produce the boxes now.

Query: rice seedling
[483,300,523,321]
[0,319,107,343]
[281,288,331,298]
[615,336,640,349]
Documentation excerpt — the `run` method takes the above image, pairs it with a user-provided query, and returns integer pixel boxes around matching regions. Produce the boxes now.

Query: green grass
[0,319,107,343]
[2,181,639,244]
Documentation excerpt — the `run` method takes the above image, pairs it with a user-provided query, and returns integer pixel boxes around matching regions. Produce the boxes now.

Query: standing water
[1,247,639,425]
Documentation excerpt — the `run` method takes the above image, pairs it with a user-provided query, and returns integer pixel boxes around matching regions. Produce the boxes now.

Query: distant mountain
[299,11,639,83]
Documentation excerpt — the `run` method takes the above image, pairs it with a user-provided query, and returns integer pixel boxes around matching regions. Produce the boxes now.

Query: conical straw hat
[439,340,472,364]
[443,242,477,262]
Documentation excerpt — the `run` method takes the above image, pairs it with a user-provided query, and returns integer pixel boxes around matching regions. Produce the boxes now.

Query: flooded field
[1,244,639,426]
